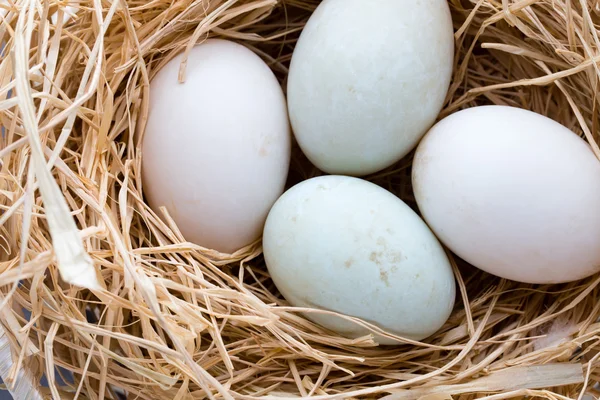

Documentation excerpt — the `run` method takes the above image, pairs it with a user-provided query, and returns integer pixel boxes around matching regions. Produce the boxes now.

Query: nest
[1,0,600,398]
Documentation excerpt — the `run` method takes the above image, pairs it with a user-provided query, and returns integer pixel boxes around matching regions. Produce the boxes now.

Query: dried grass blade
[12,0,99,290]
[381,364,584,400]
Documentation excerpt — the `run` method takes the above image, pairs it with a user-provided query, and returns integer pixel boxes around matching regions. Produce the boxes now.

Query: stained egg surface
[263,176,456,344]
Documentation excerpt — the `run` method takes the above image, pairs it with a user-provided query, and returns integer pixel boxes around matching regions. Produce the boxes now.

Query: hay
[1,0,600,398]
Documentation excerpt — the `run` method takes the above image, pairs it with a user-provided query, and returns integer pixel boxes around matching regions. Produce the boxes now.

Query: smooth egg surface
[142,39,291,254]
[413,105,600,284]
[263,176,456,344]
[287,0,454,176]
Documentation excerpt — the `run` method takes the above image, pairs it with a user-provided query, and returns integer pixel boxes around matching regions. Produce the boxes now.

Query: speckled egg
[263,176,456,344]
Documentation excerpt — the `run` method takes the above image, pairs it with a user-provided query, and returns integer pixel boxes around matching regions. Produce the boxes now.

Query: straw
[1,0,600,398]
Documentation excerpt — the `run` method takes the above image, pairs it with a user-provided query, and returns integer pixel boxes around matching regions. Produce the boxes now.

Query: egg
[142,39,291,254]
[286,0,454,176]
[412,105,600,284]
[263,176,456,344]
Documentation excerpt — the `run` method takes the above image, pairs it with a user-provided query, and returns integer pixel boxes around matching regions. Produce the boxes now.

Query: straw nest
[1,0,600,399]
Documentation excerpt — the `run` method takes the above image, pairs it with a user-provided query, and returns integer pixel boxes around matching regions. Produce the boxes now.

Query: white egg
[142,39,291,254]
[286,0,454,176]
[413,105,600,284]
[263,176,456,344]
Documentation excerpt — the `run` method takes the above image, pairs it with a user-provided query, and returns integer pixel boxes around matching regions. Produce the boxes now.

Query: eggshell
[286,0,454,176]
[263,176,456,344]
[142,39,291,254]
[412,105,600,284]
